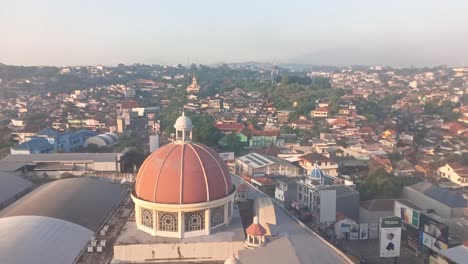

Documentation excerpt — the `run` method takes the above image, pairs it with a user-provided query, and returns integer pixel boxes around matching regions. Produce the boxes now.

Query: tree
[357,168,403,200]
[280,125,296,134]
[220,133,245,156]
[388,151,403,163]
[191,113,222,147]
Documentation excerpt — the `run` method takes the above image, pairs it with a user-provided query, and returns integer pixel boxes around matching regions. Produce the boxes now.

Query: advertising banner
[369,223,379,239]
[350,224,359,240]
[421,231,448,253]
[359,223,369,240]
[420,214,449,244]
[341,223,350,233]
[394,201,420,228]
[380,217,402,258]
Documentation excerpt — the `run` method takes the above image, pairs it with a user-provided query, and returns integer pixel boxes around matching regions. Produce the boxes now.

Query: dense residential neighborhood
[0,63,467,263]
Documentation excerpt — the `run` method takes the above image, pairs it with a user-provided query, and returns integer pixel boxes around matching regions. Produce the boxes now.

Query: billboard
[419,214,449,252]
[394,201,420,228]
[421,231,448,253]
[359,223,369,240]
[219,152,235,162]
[380,217,402,258]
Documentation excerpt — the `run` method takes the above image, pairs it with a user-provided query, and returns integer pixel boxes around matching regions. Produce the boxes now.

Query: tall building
[116,117,124,134]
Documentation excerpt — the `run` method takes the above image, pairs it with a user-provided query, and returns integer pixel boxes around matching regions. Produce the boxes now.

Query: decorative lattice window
[158,211,178,232]
[211,205,225,227]
[141,208,153,228]
[228,201,232,218]
[184,211,205,232]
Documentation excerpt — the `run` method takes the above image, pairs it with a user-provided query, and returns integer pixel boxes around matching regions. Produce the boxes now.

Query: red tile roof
[299,152,331,163]
[215,123,244,131]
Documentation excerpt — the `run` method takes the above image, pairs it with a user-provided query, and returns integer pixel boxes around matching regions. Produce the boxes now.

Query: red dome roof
[135,142,233,204]
[246,222,266,236]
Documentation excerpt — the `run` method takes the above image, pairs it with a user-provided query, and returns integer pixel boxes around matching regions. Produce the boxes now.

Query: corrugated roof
[0,153,122,163]
[13,137,51,150]
[0,177,127,231]
[408,181,467,208]
[37,128,60,137]
[0,172,33,206]
[0,215,93,264]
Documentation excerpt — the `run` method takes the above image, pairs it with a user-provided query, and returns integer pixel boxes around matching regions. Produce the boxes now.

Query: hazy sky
[1,0,468,67]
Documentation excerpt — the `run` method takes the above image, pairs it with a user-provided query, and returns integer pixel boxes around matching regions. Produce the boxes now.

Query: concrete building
[298,152,339,176]
[311,107,329,118]
[149,134,159,153]
[359,199,395,231]
[402,181,467,218]
[274,178,297,205]
[297,165,360,224]
[0,151,131,178]
[235,153,300,177]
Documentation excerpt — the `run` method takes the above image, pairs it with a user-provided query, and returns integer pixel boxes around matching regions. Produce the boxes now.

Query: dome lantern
[173,112,193,143]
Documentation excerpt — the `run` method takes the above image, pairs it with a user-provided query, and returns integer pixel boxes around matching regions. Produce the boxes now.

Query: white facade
[132,191,236,239]
[437,163,468,187]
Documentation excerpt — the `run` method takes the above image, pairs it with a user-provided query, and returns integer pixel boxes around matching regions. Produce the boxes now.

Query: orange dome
[135,142,233,204]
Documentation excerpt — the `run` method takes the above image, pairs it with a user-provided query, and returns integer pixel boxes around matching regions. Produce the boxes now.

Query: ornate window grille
[184,210,205,232]
[141,208,153,228]
[211,205,225,227]
[158,211,178,232]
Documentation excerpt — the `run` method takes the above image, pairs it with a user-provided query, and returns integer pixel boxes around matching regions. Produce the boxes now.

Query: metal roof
[408,181,467,208]
[0,215,93,264]
[13,137,51,150]
[0,172,33,206]
[237,153,287,169]
[0,152,122,163]
[0,177,127,231]
[37,127,60,137]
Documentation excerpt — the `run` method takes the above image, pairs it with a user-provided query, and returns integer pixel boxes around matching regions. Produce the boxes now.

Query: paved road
[231,175,351,264]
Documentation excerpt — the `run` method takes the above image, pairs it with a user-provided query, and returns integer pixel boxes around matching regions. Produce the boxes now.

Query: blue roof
[37,128,59,137]
[97,135,111,145]
[310,167,324,179]
[14,138,51,151]
[69,130,97,140]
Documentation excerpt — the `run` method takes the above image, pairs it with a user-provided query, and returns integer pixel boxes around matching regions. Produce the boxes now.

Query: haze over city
[1,0,468,67]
